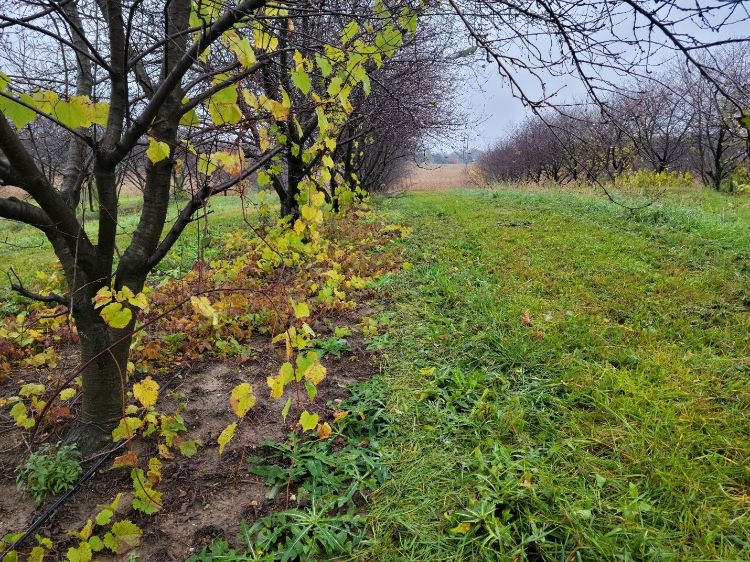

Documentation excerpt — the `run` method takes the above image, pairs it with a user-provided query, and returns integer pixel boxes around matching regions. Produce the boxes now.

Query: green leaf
[305,380,317,401]
[291,68,312,95]
[299,410,319,432]
[94,509,113,526]
[178,439,200,458]
[65,542,92,562]
[87,536,104,552]
[0,93,37,128]
[316,55,333,77]
[146,138,170,163]
[342,21,360,45]
[99,302,132,329]
[131,468,162,515]
[281,397,292,421]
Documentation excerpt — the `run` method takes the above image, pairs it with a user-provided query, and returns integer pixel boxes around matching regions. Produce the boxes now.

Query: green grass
[0,194,253,310]
[362,188,750,561]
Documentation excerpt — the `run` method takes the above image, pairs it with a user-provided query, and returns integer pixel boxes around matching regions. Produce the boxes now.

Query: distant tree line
[477,46,750,192]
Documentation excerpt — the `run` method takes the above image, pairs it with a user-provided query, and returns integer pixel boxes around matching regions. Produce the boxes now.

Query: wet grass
[0,194,253,312]
[362,188,750,561]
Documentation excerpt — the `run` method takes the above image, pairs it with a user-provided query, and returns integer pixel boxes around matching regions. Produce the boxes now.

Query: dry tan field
[392,163,476,191]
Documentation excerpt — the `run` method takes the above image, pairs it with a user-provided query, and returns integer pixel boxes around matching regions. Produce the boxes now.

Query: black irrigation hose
[1,443,122,558]
[1,366,191,558]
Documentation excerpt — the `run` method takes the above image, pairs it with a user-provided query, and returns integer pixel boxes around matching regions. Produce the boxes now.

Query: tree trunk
[64,308,131,456]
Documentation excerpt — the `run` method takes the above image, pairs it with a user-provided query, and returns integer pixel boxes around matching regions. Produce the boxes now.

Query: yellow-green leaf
[146,138,170,163]
[299,410,319,432]
[95,508,113,526]
[0,93,37,128]
[103,520,142,554]
[179,439,200,458]
[100,302,132,329]
[217,422,237,454]
[291,68,312,95]
[20,383,46,397]
[292,301,310,319]
[112,416,142,441]
[65,542,92,562]
[59,388,76,401]
[342,21,360,45]
[229,383,255,418]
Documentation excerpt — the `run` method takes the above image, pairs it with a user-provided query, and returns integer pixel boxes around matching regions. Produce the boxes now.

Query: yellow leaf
[133,376,159,408]
[218,422,237,454]
[303,359,326,385]
[224,31,257,67]
[292,300,310,319]
[92,102,109,126]
[229,382,256,418]
[146,138,170,163]
[59,388,76,401]
[451,522,472,534]
[19,383,46,397]
[333,409,349,422]
[190,295,218,325]
[267,373,285,399]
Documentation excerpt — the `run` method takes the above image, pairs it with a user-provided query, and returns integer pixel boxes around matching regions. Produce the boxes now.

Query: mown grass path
[362,189,750,561]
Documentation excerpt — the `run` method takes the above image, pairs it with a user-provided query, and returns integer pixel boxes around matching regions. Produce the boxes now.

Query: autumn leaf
[103,520,142,554]
[111,417,142,441]
[333,409,349,422]
[132,376,159,408]
[218,422,237,454]
[146,138,170,163]
[292,300,310,319]
[317,422,332,439]
[230,382,256,418]
[111,450,138,469]
[99,302,132,329]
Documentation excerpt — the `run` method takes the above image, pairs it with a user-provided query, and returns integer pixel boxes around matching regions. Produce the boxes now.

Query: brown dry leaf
[112,450,138,469]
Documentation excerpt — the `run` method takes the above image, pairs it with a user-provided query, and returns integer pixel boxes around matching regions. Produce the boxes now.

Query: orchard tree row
[476,45,750,192]
[0,0,460,453]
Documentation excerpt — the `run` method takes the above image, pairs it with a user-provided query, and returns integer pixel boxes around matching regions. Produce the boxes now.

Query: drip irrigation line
[1,442,123,558]
[1,366,190,558]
